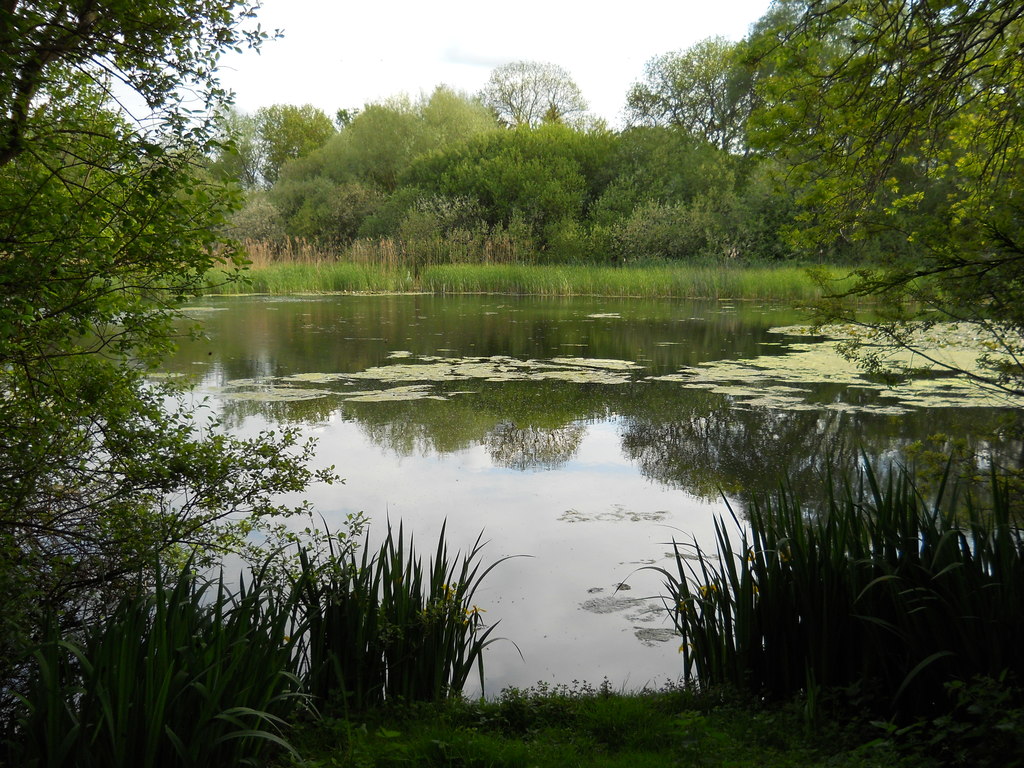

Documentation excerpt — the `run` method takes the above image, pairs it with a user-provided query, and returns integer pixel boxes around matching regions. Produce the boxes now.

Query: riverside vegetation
[3,0,1024,766]
[203,240,844,301]
[5,473,1022,767]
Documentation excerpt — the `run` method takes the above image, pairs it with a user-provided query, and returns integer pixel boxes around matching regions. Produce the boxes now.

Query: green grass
[281,682,934,768]
[421,263,843,300]
[203,262,416,295]
[202,261,854,300]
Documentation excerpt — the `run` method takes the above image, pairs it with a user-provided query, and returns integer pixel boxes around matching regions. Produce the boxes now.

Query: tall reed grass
[203,262,415,295]
[656,465,1024,718]
[197,238,853,299]
[5,562,302,767]
[294,522,511,711]
[206,253,843,303]
[420,264,836,300]
[4,524,508,764]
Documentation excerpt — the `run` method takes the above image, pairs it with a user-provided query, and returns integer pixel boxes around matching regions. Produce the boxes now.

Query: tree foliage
[0,0,267,163]
[211,103,335,187]
[749,0,1024,397]
[210,107,263,188]
[626,38,756,153]
[0,0,330,688]
[479,61,589,129]
[280,88,496,192]
[402,123,618,260]
[261,88,498,243]
[233,90,796,265]
[254,103,336,184]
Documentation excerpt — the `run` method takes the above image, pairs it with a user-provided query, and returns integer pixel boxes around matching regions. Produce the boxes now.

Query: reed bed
[346,235,532,268]
[420,264,836,300]
[203,262,415,294]
[5,563,302,768]
[196,238,852,299]
[4,524,507,765]
[656,466,1024,719]
[294,522,510,712]
[206,258,843,302]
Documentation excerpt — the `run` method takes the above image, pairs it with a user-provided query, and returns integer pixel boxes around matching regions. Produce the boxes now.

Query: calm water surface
[165,294,1015,694]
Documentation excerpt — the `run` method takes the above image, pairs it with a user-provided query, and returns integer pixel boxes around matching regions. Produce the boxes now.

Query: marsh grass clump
[656,464,1024,720]
[376,263,833,301]
[3,524,508,766]
[3,562,303,768]
[203,261,415,294]
[293,522,511,712]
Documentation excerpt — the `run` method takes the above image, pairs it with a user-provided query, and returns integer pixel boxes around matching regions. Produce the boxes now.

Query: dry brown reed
[241,234,535,271]
[241,238,336,267]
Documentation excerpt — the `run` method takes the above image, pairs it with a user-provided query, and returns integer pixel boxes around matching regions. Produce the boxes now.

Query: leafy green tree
[626,38,756,153]
[269,88,498,242]
[273,177,382,244]
[599,127,738,209]
[479,61,589,129]
[227,190,289,244]
[404,124,617,258]
[750,0,1024,397]
[254,103,335,184]
[0,0,330,687]
[209,106,262,188]
[210,104,335,188]
[335,106,360,128]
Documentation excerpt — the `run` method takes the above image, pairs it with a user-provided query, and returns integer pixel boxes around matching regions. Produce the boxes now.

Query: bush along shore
[2,466,1022,767]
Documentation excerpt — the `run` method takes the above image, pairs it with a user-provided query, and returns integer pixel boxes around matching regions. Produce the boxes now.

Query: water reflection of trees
[342,382,609,466]
[201,370,1021,509]
[168,294,807,385]
[485,421,587,470]
[619,388,862,503]
[169,296,1023,506]
[348,397,497,456]
[618,384,1023,508]
[211,393,343,430]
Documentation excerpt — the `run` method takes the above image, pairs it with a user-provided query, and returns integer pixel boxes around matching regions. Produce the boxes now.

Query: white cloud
[218,0,772,126]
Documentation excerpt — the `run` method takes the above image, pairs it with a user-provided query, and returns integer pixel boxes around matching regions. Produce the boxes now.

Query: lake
[165,293,1018,695]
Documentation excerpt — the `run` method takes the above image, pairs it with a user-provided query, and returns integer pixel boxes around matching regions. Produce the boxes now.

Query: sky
[217,0,774,128]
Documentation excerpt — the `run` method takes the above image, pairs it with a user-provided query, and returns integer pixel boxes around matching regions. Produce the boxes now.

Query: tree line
[203,47,845,266]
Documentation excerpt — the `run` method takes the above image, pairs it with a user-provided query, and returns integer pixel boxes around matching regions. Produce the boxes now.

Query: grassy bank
[283,684,925,768]
[203,261,850,300]
[204,261,417,294]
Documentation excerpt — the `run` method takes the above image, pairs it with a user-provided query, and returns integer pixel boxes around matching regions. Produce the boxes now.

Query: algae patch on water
[341,385,449,403]
[344,355,643,386]
[209,354,646,404]
[213,385,334,402]
[651,324,1012,413]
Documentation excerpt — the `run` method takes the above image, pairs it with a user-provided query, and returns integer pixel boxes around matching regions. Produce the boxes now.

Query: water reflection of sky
[216,405,727,695]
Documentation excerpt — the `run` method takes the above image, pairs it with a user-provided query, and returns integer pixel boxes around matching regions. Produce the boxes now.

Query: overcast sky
[217,0,774,127]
